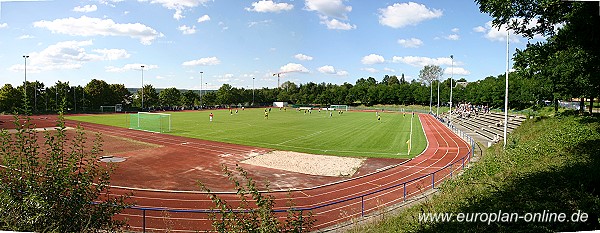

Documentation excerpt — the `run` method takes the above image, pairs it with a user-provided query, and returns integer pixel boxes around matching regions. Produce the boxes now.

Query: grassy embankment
[349,114,600,232]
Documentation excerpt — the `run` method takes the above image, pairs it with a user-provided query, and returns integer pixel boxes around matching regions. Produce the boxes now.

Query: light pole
[429,80,433,113]
[200,71,203,109]
[141,65,145,110]
[503,29,510,148]
[23,55,29,98]
[252,77,255,106]
[436,75,440,116]
[34,82,37,112]
[450,55,454,125]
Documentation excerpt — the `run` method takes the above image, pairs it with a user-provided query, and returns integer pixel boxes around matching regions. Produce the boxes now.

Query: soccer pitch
[67,108,427,159]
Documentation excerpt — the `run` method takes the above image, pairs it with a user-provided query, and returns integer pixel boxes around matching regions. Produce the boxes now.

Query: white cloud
[361,54,385,65]
[146,0,212,20]
[92,48,131,60]
[305,0,351,19]
[321,17,356,30]
[73,4,97,13]
[384,67,396,72]
[392,56,461,67]
[279,63,309,73]
[197,14,211,23]
[378,2,442,28]
[444,67,470,76]
[182,57,221,66]
[248,20,272,27]
[294,53,313,61]
[317,65,347,76]
[33,16,162,45]
[445,34,459,40]
[105,63,158,72]
[9,40,130,73]
[0,23,7,29]
[246,0,293,13]
[362,67,378,73]
[473,21,518,42]
[473,26,486,33]
[451,27,459,33]
[397,38,423,48]
[18,35,35,39]
[178,25,196,35]
[305,0,355,30]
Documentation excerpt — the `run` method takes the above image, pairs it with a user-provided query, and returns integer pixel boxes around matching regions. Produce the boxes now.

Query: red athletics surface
[4,113,471,232]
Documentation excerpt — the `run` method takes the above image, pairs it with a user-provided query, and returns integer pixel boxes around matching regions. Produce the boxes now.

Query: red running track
[71,113,472,232]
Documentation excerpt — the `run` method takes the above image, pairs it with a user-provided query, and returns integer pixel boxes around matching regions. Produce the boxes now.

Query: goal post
[100,105,116,112]
[129,112,171,133]
[330,105,348,111]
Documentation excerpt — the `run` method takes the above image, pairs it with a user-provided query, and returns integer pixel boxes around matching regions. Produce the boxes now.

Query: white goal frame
[100,105,116,112]
[133,112,172,133]
[330,105,348,111]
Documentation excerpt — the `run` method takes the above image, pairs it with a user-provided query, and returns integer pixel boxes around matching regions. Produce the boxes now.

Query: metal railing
[124,114,477,232]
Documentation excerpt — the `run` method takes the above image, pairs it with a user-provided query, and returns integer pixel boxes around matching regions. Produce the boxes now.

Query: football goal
[330,105,348,111]
[100,105,116,112]
[129,112,171,133]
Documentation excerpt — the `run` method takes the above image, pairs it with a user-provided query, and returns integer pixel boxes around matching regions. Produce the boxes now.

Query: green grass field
[67,108,427,159]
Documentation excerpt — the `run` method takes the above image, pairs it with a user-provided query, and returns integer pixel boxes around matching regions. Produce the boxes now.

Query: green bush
[199,164,315,233]
[0,107,130,231]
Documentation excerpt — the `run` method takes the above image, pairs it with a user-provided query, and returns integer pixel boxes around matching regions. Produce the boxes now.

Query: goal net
[129,112,171,133]
[100,105,116,112]
[330,105,348,111]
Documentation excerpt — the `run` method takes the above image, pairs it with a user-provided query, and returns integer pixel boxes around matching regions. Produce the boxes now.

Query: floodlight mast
[272,70,301,88]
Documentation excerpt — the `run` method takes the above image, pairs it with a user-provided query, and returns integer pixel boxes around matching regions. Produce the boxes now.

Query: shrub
[0,107,130,231]
[199,164,315,233]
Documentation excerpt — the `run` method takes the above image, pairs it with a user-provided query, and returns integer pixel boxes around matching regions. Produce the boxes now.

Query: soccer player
[209,112,213,122]
[265,110,269,119]
[378,114,381,122]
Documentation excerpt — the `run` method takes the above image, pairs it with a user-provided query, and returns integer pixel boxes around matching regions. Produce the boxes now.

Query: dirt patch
[241,151,365,177]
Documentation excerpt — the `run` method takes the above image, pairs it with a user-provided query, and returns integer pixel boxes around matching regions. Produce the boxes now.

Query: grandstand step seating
[450,111,526,147]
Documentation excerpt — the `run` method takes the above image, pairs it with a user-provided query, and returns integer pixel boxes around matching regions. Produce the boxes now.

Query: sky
[0,0,543,90]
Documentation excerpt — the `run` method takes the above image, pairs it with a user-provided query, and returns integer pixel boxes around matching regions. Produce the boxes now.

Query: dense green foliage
[476,0,600,113]
[2,71,546,114]
[348,115,600,232]
[199,165,315,233]
[67,108,427,158]
[0,110,130,231]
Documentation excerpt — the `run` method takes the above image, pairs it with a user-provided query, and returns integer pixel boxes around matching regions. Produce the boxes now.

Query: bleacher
[449,111,526,147]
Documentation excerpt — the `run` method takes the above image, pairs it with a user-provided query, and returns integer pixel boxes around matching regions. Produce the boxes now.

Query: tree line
[1,70,562,113]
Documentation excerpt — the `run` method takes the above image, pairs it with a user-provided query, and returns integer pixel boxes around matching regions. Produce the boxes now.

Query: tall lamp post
[449,55,454,125]
[23,55,29,98]
[200,71,203,109]
[503,29,510,148]
[252,77,255,106]
[436,75,440,116]
[141,65,145,110]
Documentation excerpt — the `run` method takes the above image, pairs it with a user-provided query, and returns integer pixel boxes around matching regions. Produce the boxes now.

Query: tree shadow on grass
[417,139,600,233]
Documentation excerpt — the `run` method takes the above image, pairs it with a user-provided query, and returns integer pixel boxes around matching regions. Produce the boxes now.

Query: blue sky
[0,0,540,90]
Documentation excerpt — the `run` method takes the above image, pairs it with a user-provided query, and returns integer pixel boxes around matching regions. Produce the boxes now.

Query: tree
[476,0,600,113]
[134,84,159,109]
[159,87,181,107]
[419,65,443,112]
[85,79,112,110]
[181,90,199,107]
[0,110,130,231]
[0,84,21,113]
[109,84,131,107]
[216,84,234,106]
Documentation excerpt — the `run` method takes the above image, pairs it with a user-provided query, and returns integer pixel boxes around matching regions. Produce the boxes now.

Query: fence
[122,114,478,232]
